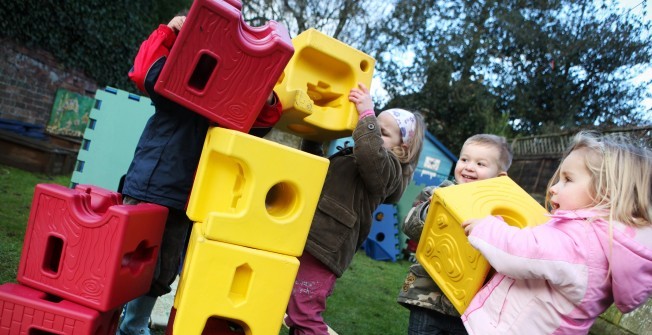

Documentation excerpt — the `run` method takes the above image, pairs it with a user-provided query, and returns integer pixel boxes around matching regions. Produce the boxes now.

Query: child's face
[377,111,403,150]
[548,148,596,212]
[454,143,506,184]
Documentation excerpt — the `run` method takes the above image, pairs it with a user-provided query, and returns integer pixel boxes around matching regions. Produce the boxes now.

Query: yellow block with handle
[173,222,299,335]
[186,126,329,256]
[273,28,375,141]
[416,176,549,314]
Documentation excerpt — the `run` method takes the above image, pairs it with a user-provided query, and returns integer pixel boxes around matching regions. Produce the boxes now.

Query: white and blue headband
[382,108,416,144]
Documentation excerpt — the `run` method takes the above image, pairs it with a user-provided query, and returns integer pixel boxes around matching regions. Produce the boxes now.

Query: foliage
[0,0,191,91]
[0,165,70,284]
[377,0,652,152]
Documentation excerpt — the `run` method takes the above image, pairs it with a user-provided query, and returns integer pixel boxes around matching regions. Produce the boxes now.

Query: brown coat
[304,116,405,277]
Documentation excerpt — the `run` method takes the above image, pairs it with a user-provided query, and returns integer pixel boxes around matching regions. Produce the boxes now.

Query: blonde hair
[463,134,513,172]
[388,111,426,187]
[545,131,652,227]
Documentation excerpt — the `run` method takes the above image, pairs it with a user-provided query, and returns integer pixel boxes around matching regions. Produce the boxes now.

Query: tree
[376,0,652,151]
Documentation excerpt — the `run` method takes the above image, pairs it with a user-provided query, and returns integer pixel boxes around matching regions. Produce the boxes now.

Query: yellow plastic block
[273,28,375,141]
[416,176,549,314]
[186,126,330,256]
[173,222,299,335]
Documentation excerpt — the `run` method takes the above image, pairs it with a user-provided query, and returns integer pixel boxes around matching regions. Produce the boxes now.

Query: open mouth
[461,174,477,180]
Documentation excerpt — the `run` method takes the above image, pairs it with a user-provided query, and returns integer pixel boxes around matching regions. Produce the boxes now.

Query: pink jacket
[462,209,652,335]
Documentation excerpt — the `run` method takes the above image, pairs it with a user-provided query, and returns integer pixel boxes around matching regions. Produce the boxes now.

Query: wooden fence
[508,126,652,197]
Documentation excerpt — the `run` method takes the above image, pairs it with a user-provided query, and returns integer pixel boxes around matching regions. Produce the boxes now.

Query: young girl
[461,131,652,335]
[285,83,426,335]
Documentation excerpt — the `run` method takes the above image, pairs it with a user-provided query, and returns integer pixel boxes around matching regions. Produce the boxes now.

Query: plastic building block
[17,183,168,312]
[0,283,119,335]
[364,204,399,262]
[416,176,549,314]
[172,223,299,335]
[186,127,329,256]
[154,0,294,132]
[165,307,244,335]
[273,28,375,141]
[71,87,154,191]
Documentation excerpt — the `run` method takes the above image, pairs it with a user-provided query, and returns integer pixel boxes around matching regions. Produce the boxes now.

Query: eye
[477,162,486,167]
[460,158,468,162]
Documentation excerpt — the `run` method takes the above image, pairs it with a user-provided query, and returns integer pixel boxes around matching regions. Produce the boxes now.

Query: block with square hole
[416,176,549,314]
[273,28,375,141]
[186,127,329,256]
[171,222,298,335]
[17,183,168,312]
[153,0,294,132]
[0,283,120,335]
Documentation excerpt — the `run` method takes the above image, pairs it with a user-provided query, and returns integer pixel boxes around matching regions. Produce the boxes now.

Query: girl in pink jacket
[461,131,652,335]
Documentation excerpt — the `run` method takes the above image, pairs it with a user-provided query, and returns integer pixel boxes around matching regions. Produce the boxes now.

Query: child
[461,131,652,335]
[397,134,513,335]
[117,15,282,335]
[284,83,426,335]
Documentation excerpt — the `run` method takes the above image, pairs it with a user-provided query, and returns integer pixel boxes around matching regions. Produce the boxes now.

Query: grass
[0,163,413,334]
[0,164,70,284]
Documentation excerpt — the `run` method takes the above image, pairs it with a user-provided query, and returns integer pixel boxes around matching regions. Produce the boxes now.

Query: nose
[549,182,559,195]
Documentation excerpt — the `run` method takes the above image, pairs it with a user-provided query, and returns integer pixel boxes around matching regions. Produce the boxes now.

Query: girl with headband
[285,83,426,335]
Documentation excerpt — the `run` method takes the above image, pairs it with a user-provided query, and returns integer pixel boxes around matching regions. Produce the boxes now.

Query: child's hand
[462,218,481,236]
[348,83,374,114]
[167,16,186,34]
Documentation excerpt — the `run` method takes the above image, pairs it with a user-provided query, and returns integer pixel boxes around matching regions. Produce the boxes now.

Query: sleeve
[248,92,283,137]
[128,24,177,94]
[402,186,436,241]
[352,116,402,201]
[468,216,586,286]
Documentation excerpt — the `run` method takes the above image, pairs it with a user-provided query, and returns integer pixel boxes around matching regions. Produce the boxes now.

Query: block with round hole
[186,126,329,256]
[416,176,549,314]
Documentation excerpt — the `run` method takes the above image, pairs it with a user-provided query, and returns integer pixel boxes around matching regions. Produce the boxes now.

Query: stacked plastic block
[416,176,549,314]
[154,0,294,133]
[170,127,329,335]
[274,28,376,142]
[0,184,167,334]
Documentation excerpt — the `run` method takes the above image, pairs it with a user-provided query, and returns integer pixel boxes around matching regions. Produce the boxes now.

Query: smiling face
[377,111,403,150]
[548,148,596,212]
[454,143,506,184]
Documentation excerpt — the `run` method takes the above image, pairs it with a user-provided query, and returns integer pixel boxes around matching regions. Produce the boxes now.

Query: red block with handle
[154,0,294,132]
[0,283,120,335]
[17,183,168,312]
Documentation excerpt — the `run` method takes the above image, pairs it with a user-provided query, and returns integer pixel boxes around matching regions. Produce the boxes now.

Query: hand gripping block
[17,183,168,312]
[273,28,375,141]
[172,223,299,335]
[0,283,119,335]
[186,126,329,256]
[154,0,294,132]
[416,176,549,314]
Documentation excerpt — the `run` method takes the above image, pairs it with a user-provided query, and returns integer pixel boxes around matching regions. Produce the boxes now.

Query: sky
[619,0,652,122]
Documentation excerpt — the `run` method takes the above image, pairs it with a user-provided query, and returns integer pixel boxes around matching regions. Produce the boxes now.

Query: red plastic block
[17,183,168,312]
[154,0,294,132]
[0,283,119,335]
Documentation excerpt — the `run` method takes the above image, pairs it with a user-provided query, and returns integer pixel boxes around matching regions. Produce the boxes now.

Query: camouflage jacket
[396,181,460,317]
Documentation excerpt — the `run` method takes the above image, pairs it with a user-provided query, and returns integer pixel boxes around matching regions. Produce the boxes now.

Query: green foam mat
[71,87,154,191]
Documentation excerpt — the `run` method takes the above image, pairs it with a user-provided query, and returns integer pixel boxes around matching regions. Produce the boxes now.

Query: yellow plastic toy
[273,28,375,141]
[173,222,299,335]
[186,126,329,256]
[416,176,549,314]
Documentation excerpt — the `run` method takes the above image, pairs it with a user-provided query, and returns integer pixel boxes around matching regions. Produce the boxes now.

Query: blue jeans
[408,306,468,335]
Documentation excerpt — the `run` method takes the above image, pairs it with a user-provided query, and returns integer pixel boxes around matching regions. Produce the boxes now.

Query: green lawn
[0,163,412,334]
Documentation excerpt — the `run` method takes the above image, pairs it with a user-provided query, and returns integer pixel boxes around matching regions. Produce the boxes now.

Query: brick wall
[0,38,97,127]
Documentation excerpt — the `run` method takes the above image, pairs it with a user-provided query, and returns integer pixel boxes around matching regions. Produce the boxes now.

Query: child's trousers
[285,252,337,335]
